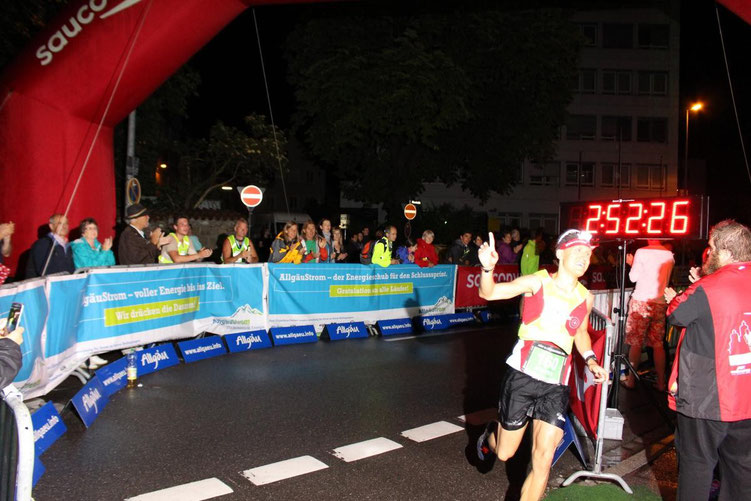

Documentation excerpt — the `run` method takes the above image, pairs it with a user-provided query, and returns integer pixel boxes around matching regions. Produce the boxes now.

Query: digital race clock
[559,196,709,239]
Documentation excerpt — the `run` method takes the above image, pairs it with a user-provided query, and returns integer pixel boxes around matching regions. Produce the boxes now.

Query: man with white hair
[27,213,75,277]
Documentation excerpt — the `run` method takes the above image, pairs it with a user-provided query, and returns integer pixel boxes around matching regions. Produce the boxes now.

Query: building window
[564,162,595,186]
[496,213,523,229]
[638,71,668,96]
[578,24,597,46]
[529,162,560,186]
[528,213,558,236]
[572,69,596,93]
[603,23,633,49]
[638,24,669,49]
[601,116,632,141]
[602,163,631,188]
[602,70,632,95]
[635,164,665,190]
[565,115,596,140]
[637,117,668,143]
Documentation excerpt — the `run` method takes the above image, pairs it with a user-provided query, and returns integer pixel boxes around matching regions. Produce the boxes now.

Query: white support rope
[715,5,751,188]
[41,0,154,276]
[252,8,291,217]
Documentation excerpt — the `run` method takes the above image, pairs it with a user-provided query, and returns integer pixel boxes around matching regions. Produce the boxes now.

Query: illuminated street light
[159,163,167,169]
[684,101,704,194]
[221,186,232,191]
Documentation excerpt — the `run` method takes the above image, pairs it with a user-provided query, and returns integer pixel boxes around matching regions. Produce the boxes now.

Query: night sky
[185,1,751,224]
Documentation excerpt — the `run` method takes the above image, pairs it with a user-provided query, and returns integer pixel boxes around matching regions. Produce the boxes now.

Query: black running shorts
[498,366,569,431]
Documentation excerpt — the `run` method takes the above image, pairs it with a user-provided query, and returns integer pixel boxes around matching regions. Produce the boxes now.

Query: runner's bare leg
[520,419,563,501]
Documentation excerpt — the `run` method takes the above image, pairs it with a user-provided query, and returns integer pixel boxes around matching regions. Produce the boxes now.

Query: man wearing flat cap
[118,203,170,265]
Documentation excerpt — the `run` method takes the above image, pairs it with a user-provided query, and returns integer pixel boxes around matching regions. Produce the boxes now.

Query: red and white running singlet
[506,270,589,385]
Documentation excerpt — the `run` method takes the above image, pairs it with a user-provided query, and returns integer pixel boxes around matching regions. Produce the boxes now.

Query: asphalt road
[33,322,593,501]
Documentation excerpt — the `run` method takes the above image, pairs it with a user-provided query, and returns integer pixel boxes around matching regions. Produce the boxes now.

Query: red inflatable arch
[0,0,312,274]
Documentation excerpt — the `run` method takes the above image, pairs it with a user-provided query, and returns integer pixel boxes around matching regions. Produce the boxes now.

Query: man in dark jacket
[118,203,169,265]
[447,232,472,265]
[665,219,751,501]
[27,214,75,277]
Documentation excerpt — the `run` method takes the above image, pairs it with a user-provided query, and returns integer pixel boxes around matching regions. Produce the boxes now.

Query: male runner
[476,229,608,501]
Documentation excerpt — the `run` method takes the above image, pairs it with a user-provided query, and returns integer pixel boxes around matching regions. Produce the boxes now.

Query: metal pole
[684,108,689,195]
[125,110,137,215]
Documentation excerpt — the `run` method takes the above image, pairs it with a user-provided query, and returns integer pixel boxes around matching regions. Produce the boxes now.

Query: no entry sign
[404,203,417,220]
[240,185,263,208]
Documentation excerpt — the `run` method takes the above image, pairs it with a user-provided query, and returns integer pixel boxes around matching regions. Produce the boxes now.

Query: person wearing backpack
[361,225,398,267]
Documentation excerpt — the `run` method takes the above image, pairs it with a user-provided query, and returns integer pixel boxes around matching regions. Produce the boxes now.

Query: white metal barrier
[562,308,632,494]
[1,384,34,501]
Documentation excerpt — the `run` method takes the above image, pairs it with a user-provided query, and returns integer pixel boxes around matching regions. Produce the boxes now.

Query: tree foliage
[286,4,581,212]
[155,115,286,211]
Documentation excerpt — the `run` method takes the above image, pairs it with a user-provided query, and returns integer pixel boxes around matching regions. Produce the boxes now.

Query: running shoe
[476,421,499,463]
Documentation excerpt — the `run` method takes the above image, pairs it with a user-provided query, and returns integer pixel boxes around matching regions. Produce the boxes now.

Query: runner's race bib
[521,342,567,385]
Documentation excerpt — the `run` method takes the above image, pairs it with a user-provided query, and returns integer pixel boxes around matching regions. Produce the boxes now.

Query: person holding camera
[0,318,23,389]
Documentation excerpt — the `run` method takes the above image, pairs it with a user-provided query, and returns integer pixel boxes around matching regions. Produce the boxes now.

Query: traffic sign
[404,203,417,220]
[240,185,263,208]
[126,177,141,205]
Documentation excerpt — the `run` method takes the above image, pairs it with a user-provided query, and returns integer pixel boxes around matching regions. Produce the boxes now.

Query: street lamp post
[684,102,703,194]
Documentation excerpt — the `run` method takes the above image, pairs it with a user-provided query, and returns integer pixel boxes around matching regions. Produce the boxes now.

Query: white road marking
[125,477,232,501]
[242,455,329,486]
[400,421,464,443]
[331,437,403,462]
[457,408,497,426]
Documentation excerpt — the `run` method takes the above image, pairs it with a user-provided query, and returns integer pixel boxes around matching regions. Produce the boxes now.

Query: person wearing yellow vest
[159,216,213,264]
[475,229,608,501]
[221,219,259,264]
[269,221,304,264]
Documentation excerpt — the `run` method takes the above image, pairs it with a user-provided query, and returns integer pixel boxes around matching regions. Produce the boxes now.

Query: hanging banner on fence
[455,265,556,308]
[71,376,109,428]
[267,264,456,327]
[96,357,128,397]
[225,330,273,352]
[568,325,607,439]
[0,279,48,396]
[31,401,67,455]
[325,322,368,341]
[27,264,264,398]
[377,318,413,336]
[178,336,227,363]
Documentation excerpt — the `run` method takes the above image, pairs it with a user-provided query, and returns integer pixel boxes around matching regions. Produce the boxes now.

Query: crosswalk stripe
[457,408,497,426]
[331,437,403,462]
[124,477,233,501]
[400,420,464,443]
[242,455,329,486]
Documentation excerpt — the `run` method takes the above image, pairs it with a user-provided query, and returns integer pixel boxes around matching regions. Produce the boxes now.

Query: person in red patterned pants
[622,240,674,390]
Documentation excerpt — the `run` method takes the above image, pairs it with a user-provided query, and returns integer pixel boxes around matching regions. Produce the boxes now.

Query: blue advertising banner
[178,336,227,363]
[225,330,272,353]
[267,264,455,327]
[46,264,266,359]
[137,343,180,376]
[31,401,67,455]
[270,325,318,346]
[446,312,476,326]
[71,376,109,428]
[95,357,128,397]
[377,318,413,336]
[553,415,586,466]
[420,314,449,331]
[0,279,48,395]
[325,322,368,341]
[33,456,45,488]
